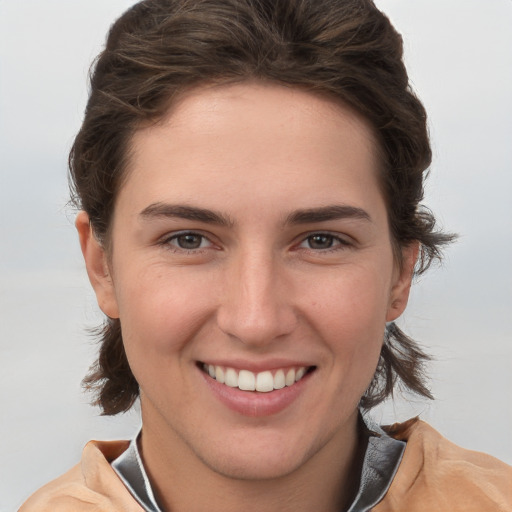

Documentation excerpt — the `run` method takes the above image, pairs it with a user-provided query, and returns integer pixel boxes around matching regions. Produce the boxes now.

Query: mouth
[199,362,316,393]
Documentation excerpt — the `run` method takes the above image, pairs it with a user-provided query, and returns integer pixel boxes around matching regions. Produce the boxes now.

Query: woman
[20,0,511,510]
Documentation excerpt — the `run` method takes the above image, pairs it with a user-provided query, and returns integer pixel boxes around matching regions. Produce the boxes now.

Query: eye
[298,233,349,251]
[305,234,336,250]
[164,232,212,251]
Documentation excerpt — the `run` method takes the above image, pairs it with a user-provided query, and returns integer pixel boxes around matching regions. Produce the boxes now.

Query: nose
[216,250,298,347]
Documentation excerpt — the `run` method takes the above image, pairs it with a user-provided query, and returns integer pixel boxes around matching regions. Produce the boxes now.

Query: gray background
[1,1,511,510]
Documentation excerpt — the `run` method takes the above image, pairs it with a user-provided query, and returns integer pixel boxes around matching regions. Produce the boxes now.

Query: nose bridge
[217,247,296,345]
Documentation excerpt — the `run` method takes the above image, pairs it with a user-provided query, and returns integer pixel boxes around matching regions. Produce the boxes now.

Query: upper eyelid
[158,230,216,250]
[160,229,212,242]
[294,232,356,253]
[297,231,352,243]
[301,237,349,248]
[157,230,353,250]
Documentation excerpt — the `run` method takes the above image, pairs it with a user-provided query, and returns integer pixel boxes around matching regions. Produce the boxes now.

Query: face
[79,82,415,481]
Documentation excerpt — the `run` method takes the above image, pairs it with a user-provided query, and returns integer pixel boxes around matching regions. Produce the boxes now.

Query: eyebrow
[285,205,371,225]
[139,202,234,227]
[139,202,371,227]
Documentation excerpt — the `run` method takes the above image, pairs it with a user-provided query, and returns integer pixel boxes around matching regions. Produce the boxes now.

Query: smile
[201,363,313,392]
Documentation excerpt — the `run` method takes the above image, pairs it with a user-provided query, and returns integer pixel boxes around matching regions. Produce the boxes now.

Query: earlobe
[386,242,419,322]
[75,211,120,319]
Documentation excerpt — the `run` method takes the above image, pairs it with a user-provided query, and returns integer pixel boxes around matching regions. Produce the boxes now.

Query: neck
[139,410,366,512]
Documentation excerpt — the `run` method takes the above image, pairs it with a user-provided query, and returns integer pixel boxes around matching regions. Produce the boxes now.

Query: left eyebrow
[285,205,372,225]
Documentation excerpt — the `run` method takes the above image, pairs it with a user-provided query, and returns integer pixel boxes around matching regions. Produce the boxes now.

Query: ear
[75,211,119,319]
[386,242,419,322]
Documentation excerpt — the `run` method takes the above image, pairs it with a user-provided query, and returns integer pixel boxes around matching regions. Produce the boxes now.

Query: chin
[190,428,321,481]
[201,450,306,481]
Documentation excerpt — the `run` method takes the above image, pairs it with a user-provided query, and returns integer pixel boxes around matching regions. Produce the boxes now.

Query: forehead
[121,82,385,218]
[159,81,376,131]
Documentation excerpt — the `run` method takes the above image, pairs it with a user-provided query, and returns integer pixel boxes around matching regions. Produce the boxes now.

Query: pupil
[309,235,333,249]
[178,234,201,249]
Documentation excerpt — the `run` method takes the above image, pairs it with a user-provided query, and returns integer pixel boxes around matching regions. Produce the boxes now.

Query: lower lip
[199,367,313,417]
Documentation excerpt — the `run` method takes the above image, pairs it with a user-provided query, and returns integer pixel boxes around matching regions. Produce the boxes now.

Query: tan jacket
[20,419,512,511]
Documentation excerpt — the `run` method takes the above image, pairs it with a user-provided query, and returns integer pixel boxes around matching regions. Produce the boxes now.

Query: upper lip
[198,358,315,373]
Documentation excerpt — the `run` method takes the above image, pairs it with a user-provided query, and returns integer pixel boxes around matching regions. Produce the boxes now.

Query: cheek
[114,265,215,358]
[113,267,218,410]
[300,265,389,383]
[304,264,391,336]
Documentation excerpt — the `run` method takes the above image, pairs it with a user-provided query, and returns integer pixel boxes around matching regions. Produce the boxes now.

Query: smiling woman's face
[79,82,416,481]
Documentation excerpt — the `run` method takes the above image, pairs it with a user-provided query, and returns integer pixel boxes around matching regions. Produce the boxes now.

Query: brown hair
[71,0,454,415]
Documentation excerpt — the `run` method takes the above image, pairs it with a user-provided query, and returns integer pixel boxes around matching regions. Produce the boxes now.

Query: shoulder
[19,440,144,512]
[374,418,512,512]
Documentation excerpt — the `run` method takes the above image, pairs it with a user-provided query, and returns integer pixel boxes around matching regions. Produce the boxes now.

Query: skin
[77,82,417,512]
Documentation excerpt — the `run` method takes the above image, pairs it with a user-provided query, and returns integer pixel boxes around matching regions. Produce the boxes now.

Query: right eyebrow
[139,202,234,227]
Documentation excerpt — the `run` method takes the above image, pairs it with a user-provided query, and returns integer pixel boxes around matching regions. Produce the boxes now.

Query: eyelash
[296,232,352,253]
[159,231,352,254]
[159,231,214,253]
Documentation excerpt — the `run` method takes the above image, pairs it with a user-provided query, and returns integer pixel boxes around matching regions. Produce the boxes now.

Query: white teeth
[295,367,306,381]
[205,364,309,392]
[225,368,238,388]
[215,366,225,384]
[238,370,256,391]
[256,371,274,392]
[274,369,285,389]
[285,368,296,386]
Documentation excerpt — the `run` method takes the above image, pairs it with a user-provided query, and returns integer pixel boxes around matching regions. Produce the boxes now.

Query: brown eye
[307,234,335,249]
[175,234,203,249]
[165,232,211,250]
[297,233,350,252]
